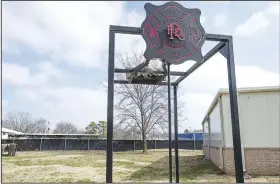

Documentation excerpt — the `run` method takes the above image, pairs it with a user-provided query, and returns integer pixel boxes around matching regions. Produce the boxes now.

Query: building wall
[243,148,280,175]
[222,91,280,148]
[238,91,280,147]
[219,90,280,175]
[210,146,223,170]
[209,101,222,147]
[203,121,209,147]
[221,93,244,147]
[222,147,280,176]
[203,89,280,175]
[203,145,209,157]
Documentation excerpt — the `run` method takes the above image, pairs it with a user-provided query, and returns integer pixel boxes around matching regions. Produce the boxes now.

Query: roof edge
[218,86,280,95]
[201,86,280,125]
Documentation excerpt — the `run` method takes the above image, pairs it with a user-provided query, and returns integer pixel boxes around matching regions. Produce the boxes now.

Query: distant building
[178,133,203,141]
[202,86,280,176]
[2,127,23,140]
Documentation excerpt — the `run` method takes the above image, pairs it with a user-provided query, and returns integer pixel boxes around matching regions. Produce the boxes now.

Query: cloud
[181,92,214,130]
[180,53,279,94]
[266,2,280,16]
[177,53,279,129]
[213,13,228,28]
[37,62,64,79]
[15,86,107,129]
[3,61,64,87]
[234,2,279,37]
[2,100,8,107]
[234,12,269,37]
[16,89,40,101]
[2,1,130,68]
[3,62,48,87]
[200,16,206,26]
[114,10,146,62]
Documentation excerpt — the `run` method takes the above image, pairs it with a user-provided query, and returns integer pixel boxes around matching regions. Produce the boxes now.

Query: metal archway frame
[106,25,244,183]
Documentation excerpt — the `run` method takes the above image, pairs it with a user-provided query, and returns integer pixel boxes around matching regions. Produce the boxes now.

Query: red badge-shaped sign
[141,2,206,65]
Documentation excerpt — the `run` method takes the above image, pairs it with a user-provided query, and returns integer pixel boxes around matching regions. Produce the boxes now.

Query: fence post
[40,138,42,151]
[133,140,135,151]
[64,138,67,150]
[88,139,90,151]
[154,139,156,152]
[193,132,196,151]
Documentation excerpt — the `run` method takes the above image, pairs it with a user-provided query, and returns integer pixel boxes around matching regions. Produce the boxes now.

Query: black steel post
[173,85,179,183]
[106,27,115,183]
[226,37,244,183]
[167,63,173,183]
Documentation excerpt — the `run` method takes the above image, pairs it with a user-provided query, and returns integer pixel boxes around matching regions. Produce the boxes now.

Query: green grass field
[2,150,279,183]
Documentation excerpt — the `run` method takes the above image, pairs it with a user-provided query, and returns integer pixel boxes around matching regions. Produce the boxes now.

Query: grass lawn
[2,149,279,183]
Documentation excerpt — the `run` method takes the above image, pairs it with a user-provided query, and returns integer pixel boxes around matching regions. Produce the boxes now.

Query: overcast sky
[1,1,279,132]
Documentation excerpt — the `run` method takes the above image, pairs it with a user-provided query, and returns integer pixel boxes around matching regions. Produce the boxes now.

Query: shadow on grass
[128,155,224,182]
[1,153,14,157]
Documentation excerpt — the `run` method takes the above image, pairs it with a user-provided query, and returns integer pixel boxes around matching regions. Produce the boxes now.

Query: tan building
[202,86,280,176]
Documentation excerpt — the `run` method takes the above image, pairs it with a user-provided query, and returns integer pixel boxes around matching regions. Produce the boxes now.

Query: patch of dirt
[3,164,105,182]
[133,161,151,166]
[55,165,105,181]
[114,159,130,162]
[55,154,84,158]
[1,162,16,174]
[95,160,106,163]
[11,154,84,161]
[113,166,135,172]
[96,159,150,166]
[247,176,280,183]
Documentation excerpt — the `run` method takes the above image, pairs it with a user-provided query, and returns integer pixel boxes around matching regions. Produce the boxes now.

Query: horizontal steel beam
[175,41,227,85]
[114,80,175,86]
[110,25,142,35]
[205,34,231,42]
[114,68,185,76]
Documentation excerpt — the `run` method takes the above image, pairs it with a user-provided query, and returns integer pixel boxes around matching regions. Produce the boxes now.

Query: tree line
[2,111,170,140]
[2,111,108,136]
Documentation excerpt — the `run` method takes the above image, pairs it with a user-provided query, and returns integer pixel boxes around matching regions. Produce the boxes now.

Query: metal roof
[10,133,100,139]
[2,127,23,135]
[201,86,280,125]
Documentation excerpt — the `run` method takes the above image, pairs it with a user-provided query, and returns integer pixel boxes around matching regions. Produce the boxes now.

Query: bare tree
[3,112,49,133]
[34,118,50,133]
[113,123,142,140]
[113,51,185,153]
[53,121,79,134]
